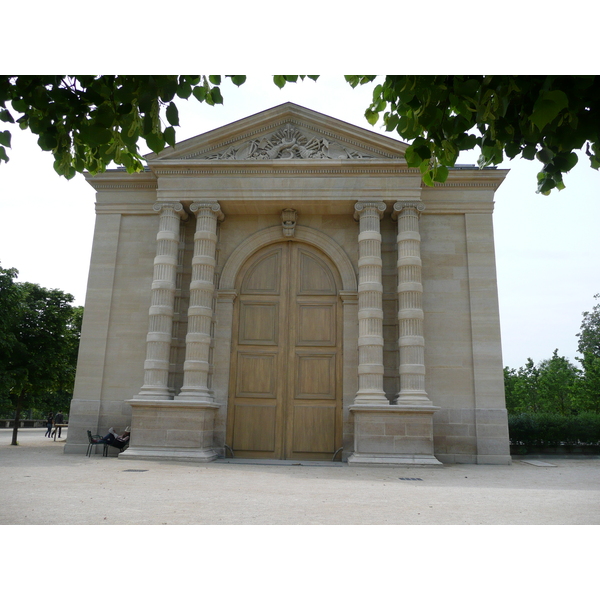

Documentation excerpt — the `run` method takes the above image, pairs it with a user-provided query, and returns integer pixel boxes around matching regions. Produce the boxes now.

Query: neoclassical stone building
[65,103,511,465]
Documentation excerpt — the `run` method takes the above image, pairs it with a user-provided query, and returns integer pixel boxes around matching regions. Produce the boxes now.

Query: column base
[175,390,215,404]
[124,398,219,463]
[133,392,173,401]
[349,404,442,467]
[395,391,433,406]
[347,452,442,467]
[353,392,389,405]
[119,446,218,462]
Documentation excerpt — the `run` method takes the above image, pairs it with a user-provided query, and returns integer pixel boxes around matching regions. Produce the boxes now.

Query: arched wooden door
[226,241,342,460]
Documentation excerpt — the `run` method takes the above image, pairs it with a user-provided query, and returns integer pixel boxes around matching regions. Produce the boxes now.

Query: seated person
[100,426,131,449]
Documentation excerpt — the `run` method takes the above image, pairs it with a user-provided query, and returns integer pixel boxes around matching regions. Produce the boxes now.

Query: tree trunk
[11,390,25,446]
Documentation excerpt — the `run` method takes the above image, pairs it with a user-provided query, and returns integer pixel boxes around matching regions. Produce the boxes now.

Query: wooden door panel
[296,301,336,346]
[238,302,278,345]
[235,352,277,398]
[241,249,282,294]
[292,405,337,453]
[228,241,341,460]
[232,404,277,451]
[294,352,336,399]
[297,249,336,295]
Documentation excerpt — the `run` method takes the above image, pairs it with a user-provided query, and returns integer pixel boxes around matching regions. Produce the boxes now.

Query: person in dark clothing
[100,426,131,450]
[53,410,64,438]
[45,412,54,438]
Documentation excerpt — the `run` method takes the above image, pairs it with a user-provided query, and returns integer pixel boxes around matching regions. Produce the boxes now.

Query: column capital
[190,201,225,222]
[353,201,386,220]
[392,200,425,220]
[153,202,187,219]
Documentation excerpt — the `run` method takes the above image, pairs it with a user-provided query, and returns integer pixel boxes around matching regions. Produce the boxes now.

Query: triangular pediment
[145,102,408,163]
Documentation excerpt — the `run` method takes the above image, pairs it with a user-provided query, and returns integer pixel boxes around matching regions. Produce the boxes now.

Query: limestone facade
[65,103,511,465]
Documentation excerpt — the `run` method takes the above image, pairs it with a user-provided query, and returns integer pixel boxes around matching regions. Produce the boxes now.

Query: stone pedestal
[120,399,219,462]
[348,405,442,466]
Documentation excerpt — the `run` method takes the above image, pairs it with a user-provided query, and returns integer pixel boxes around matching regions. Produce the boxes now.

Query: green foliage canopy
[346,75,600,194]
[0,75,314,179]
[2,75,598,194]
[505,295,600,416]
[0,265,82,443]
[0,75,244,177]
[576,294,600,412]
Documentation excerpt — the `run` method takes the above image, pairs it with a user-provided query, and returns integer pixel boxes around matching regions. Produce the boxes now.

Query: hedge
[508,412,600,446]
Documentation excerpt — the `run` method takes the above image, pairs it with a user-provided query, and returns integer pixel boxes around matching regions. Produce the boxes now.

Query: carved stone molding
[353,201,386,221]
[281,209,297,237]
[190,201,225,222]
[392,200,425,219]
[153,202,187,220]
[204,123,375,160]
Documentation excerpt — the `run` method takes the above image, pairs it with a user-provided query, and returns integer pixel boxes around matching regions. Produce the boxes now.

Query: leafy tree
[0,265,23,399]
[505,352,580,415]
[503,367,525,414]
[0,266,82,445]
[577,294,600,356]
[346,75,600,194]
[536,349,580,415]
[2,75,598,194]
[0,75,312,178]
[504,358,541,414]
[576,294,600,412]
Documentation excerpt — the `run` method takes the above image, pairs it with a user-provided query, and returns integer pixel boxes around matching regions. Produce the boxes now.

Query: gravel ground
[2,428,599,525]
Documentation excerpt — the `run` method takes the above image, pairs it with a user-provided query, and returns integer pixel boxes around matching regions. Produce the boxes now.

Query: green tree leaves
[530,90,569,131]
[166,102,179,126]
[0,129,9,161]
[0,264,82,443]
[350,75,600,194]
[1,75,599,193]
[273,75,319,89]
[577,294,600,357]
[0,75,235,178]
[505,295,600,416]
[575,294,600,412]
[504,353,580,416]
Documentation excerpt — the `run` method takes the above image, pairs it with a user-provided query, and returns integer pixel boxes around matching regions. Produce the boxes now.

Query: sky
[1,75,599,370]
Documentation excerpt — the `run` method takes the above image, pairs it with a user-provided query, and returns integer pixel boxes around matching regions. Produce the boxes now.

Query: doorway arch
[226,240,343,459]
[212,225,358,459]
[218,225,357,292]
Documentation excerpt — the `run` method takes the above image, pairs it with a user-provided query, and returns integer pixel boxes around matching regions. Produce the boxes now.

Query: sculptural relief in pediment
[202,123,376,160]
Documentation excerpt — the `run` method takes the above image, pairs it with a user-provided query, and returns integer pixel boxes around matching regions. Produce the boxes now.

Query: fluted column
[353,201,388,405]
[137,202,187,399]
[177,201,224,403]
[393,201,431,405]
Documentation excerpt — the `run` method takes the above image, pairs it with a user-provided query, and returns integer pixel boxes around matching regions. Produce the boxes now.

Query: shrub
[508,412,600,446]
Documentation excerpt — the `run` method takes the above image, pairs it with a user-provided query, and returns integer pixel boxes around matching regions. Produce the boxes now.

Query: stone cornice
[85,164,508,192]
[95,204,156,215]
[84,170,157,191]
[431,168,510,190]
[146,159,413,177]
